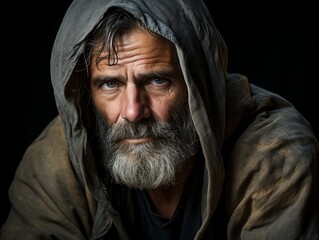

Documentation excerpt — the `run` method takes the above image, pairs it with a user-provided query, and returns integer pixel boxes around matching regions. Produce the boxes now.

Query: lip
[123,137,153,144]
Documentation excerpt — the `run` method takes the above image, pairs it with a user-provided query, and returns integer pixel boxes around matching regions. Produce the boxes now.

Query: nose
[121,85,151,122]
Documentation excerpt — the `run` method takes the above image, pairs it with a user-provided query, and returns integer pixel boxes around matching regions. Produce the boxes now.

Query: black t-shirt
[133,157,204,240]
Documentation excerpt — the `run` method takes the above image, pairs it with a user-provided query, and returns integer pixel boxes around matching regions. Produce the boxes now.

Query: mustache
[105,119,177,143]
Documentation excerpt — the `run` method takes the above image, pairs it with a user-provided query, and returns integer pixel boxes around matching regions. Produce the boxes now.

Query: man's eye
[151,78,165,85]
[103,80,117,89]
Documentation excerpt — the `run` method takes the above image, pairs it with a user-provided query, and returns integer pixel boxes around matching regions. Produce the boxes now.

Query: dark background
[1,1,318,227]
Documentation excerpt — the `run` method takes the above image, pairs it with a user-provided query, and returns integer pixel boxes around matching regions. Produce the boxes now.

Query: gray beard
[95,105,199,189]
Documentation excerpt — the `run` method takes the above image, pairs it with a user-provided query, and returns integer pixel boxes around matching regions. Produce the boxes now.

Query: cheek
[152,87,188,121]
[150,103,171,121]
[92,95,121,124]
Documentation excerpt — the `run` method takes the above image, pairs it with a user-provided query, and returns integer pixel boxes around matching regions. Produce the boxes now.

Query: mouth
[122,137,154,144]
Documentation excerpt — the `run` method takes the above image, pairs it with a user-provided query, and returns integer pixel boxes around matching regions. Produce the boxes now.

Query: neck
[146,156,196,219]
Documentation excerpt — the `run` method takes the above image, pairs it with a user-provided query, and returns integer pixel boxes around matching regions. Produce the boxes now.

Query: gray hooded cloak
[1,0,318,239]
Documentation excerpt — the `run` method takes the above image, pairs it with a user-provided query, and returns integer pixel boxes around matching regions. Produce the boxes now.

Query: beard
[94,104,199,190]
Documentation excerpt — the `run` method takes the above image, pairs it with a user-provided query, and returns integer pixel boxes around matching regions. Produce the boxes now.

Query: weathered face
[89,29,198,189]
[89,29,188,136]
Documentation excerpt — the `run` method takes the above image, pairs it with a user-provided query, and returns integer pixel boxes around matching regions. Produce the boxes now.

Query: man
[1,0,318,239]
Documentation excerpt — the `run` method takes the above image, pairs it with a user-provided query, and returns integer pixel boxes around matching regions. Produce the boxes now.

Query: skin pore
[89,29,196,218]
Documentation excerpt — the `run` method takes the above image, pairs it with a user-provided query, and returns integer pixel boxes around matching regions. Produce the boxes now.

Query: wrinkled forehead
[100,28,177,60]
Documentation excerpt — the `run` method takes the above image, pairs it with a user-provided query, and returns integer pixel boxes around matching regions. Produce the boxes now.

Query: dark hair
[84,7,149,68]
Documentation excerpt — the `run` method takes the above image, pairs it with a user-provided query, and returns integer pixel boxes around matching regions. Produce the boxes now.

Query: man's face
[89,29,198,189]
[89,29,187,126]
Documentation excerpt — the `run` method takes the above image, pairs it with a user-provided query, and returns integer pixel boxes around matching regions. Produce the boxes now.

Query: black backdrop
[1,1,318,226]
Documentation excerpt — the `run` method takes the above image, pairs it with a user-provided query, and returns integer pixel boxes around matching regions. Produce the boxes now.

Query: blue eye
[105,81,116,88]
[152,78,165,84]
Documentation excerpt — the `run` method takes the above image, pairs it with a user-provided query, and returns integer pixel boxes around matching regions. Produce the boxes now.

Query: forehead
[95,29,179,66]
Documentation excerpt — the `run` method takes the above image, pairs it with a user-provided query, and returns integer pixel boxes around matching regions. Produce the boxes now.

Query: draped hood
[50,0,229,231]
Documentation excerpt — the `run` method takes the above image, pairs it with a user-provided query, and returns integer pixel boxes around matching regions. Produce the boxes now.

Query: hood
[50,0,230,232]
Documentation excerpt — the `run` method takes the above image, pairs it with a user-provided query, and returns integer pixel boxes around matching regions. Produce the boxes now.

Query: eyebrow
[91,69,180,87]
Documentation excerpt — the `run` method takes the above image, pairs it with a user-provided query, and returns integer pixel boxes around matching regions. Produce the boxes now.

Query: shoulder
[245,83,318,150]
[224,84,319,237]
[4,115,96,238]
[226,81,318,165]
[18,115,71,183]
[228,82,318,174]
[29,115,68,154]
